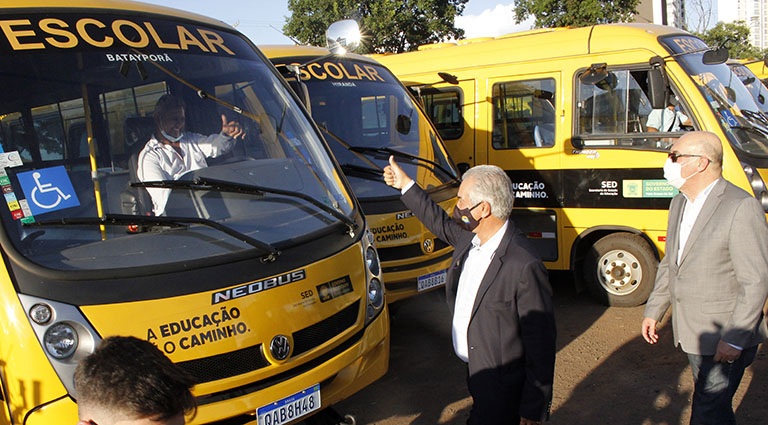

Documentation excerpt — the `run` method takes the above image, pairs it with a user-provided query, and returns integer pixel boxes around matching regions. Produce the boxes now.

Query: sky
[135,1,533,46]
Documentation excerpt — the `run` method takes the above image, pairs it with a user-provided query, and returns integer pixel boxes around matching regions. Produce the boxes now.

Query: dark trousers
[466,366,523,425]
[686,345,758,425]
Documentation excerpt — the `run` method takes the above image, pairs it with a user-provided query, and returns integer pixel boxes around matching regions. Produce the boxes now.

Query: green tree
[694,21,766,60]
[283,0,468,53]
[512,0,639,28]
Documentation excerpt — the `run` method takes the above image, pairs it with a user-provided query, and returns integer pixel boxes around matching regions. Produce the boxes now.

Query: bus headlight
[19,294,99,396]
[29,303,52,325]
[743,163,768,212]
[366,278,384,321]
[363,228,385,324]
[44,322,79,359]
[365,246,380,276]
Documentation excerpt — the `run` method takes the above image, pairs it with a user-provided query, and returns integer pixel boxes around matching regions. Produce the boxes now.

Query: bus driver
[137,94,245,215]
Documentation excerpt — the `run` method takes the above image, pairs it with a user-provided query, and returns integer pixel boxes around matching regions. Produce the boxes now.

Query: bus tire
[583,233,656,307]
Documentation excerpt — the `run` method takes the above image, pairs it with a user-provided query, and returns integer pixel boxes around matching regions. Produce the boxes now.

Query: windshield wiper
[319,126,383,171]
[133,178,358,236]
[340,163,388,182]
[348,146,460,183]
[741,109,768,127]
[25,214,280,261]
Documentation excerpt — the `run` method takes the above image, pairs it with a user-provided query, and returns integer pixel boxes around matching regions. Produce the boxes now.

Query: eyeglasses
[668,152,704,163]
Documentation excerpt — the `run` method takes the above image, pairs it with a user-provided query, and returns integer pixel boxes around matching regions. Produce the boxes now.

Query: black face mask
[452,202,483,231]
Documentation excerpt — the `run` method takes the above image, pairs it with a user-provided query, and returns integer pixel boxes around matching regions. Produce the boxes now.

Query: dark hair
[74,336,196,421]
[153,94,185,126]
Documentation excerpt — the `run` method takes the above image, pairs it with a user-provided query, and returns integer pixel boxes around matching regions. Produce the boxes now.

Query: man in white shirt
[384,157,556,425]
[137,94,244,215]
[646,97,691,132]
[642,131,768,425]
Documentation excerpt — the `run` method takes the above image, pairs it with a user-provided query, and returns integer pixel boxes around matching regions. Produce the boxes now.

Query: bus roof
[259,44,381,66]
[1,0,234,31]
[374,23,693,73]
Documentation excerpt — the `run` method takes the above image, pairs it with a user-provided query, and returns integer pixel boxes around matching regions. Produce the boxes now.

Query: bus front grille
[292,300,360,356]
[376,239,449,262]
[177,300,360,384]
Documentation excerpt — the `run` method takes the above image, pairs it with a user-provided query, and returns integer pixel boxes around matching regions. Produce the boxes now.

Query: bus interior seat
[120,117,155,216]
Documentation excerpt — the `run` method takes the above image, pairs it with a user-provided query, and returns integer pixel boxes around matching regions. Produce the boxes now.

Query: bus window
[577,68,693,147]
[492,79,556,148]
[361,95,391,144]
[422,87,464,140]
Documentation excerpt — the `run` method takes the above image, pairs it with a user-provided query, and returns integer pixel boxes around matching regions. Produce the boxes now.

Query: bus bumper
[21,308,389,425]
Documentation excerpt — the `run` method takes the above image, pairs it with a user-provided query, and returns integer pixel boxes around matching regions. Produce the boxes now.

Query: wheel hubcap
[598,249,642,296]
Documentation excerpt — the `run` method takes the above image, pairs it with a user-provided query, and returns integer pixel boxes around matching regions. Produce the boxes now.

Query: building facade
[635,0,687,28]
[719,0,768,49]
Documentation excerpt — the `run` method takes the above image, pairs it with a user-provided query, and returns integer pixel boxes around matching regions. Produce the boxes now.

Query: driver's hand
[221,114,245,139]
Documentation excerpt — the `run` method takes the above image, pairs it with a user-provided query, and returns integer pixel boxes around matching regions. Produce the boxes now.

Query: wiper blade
[319,126,383,171]
[741,109,768,127]
[340,163,388,182]
[26,214,280,261]
[349,146,460,183]
[133,178,358,236]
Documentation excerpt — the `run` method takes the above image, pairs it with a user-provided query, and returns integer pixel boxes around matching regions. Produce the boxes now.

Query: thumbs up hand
[383,155,412,190]
[221,114,245,139]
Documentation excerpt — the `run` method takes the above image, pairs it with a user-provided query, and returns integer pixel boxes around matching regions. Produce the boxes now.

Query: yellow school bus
[729,60,768,113]
[0,1,388,424]
[746,59,768,85]
[378,24,768,306]
[261,39,459,303]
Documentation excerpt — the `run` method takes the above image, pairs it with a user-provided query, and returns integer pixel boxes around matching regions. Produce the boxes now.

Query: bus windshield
[0,13,354,271]
[662,36,768,158]
[728,62,768,114]
[295,57,458,198]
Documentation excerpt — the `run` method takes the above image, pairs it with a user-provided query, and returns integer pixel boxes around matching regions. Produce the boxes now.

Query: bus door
[486,74,561,266]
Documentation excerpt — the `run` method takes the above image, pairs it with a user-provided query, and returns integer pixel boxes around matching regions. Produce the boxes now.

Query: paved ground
[330,274,768,425]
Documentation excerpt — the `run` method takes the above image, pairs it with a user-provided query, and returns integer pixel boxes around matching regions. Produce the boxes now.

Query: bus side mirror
[326,20,361,55]
[396,114,412,134]
[438,72,459,85]
[648,59,667,109]
[703,45,729,65]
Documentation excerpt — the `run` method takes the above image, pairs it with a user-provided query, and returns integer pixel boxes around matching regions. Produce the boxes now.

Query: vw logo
[423,238,434,253]
[270,335,291,361]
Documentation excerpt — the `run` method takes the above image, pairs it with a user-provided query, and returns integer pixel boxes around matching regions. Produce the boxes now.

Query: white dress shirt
[137,132,234,215]
[452,221,508,362]
[647,108,689,132]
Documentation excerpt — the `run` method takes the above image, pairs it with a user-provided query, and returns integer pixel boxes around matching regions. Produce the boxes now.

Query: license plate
[257,384,321,425]
[417,269,447,291]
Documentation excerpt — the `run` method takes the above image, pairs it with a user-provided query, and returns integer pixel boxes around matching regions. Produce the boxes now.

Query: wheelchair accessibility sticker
[17,166,80,216]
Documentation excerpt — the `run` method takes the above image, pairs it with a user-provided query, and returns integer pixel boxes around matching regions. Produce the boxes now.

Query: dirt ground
[330,273,768,425]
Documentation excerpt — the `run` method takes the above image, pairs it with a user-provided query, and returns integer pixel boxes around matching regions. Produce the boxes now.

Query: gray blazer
[644,178,768,355]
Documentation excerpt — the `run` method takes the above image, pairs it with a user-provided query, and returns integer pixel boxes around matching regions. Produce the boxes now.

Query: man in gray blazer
[384,157,556,425]
[642,131,768,425]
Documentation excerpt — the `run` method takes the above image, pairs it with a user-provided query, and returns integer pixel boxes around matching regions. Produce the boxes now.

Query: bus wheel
[583,233,656,307]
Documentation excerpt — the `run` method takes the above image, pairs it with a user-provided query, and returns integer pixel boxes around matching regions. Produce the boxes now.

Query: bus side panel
[0,267,70,424]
